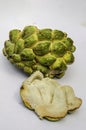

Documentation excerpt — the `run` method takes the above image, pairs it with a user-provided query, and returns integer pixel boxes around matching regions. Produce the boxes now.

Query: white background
[0,0,86,129]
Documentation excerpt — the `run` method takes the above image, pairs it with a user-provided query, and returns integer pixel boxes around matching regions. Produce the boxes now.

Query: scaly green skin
[3,25,76,78]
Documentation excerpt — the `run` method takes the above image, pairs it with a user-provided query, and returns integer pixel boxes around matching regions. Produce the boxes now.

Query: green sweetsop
[3,25,76,78]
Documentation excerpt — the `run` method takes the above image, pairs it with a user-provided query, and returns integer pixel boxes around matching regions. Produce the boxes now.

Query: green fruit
[3,25,76,78]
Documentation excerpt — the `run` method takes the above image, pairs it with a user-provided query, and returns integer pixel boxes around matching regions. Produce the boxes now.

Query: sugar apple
[3,25,76,78]
[20,71,82,121]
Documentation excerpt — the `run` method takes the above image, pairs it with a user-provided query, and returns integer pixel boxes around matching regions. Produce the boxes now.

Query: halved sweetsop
[20,71,82,121]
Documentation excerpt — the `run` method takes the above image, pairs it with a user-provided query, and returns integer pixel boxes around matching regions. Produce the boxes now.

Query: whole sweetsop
[3,25,76,78]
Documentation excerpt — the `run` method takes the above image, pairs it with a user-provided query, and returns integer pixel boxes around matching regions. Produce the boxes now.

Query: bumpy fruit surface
[3,25,76,78]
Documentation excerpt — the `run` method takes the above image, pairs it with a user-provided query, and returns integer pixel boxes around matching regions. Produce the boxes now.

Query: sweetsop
[3,25,76,78]
[20,71,82,121]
